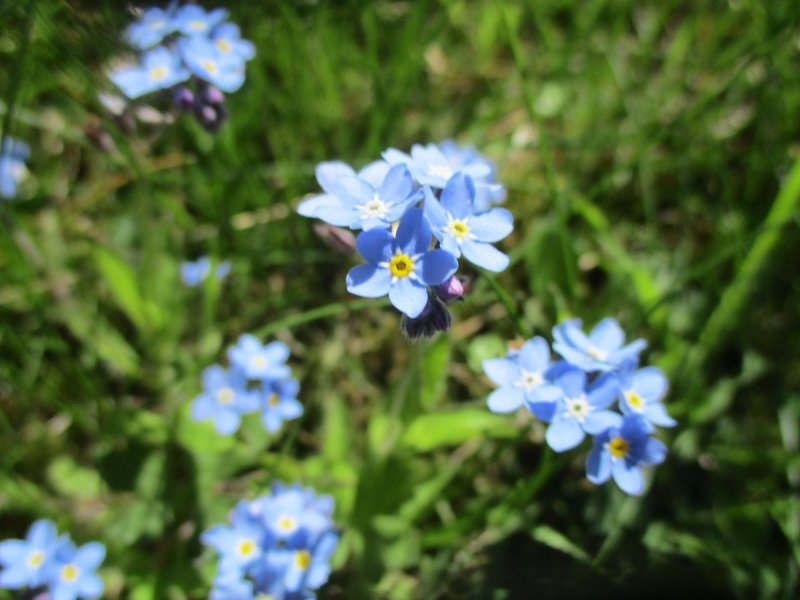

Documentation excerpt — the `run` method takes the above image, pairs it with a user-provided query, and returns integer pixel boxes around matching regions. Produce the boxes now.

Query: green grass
[1,0,800,598]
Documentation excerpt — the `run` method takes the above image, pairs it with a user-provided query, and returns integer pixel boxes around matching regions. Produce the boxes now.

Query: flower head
[423,174,513,272]
[615,362,676,427]
[211,23,256,62]
[125,7,177,49]
[45,539,105,600]
[180,256,231,287]
[586,414,667,495]
[173,5,229,37]
[553,318,646,373]
[346,208,458,318]
[0,137,29,199]
[0,519,59,589]
[178,35,245,92]
[227,335,291,381]
[110,46,190,100]
[191,365,261,435]
[260,378,303,433]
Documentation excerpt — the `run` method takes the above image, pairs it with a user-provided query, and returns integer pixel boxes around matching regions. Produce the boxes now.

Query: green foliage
[1,0,800,598]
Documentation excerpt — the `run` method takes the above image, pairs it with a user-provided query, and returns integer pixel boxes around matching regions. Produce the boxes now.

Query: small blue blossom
[586,414,667,495]
[0,519,59,589]
[0,137,29,199]
[125,7,177,49]
[298,163,420,231]
[552,318,646,373]
[211,23,256,62]
[110,46,190,100]
[173,4,229,37]
[191,365,260,435]
[227,335,291,381]
[45,539,105,600]
[616,362,676,427]
[543,369,621,452]
[346,208,458,318]
[482,337,562,414]
[423,174,513,272]
[297,160,389,222]
[178,35,246,93]
[261,378,304,433]
[203,483,338,599]
[180,256,231,287]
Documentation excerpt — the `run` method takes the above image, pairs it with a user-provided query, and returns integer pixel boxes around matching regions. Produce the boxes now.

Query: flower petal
[589,318,625,350]
[75,542,105,570]
[469,208,513,242]
[583,410,623,435]
[586,447,611,484]
[395,208,431,255]
[346,264,391,298]
[388,278,428,318]
[316,161,356,193]
[632,367,668,402]
[460,240,509,272]
[482,357,520,387]
[355,228,394,263]
[439,173,474,219]
[546,418,585,452]
[517,337,550,372]
[417,249,458,286]
[487,387,524,413]
[612,460,644,495]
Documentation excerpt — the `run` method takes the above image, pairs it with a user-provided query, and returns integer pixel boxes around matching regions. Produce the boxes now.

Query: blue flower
[586,414,667,495]
[110,46,190,99]
[227,335,291,381]
[181,256,231,286]
[0,137,29,199]
[552,318,646,373]
[383,141,505,211]
[261,378,303,433]
[191,365,260,435]
[201,507,267,576]
[45,539,105,600]
[297,160,389,222]
[173,4,229,37]
[178,35,246,93]
[278,532,339,595]
[543,369,621,452]
[423,174,513,272]
[482,337,562,415]
[211,23,256,62]
[298,163,420,231]
[0,519,59,589]
[346,208,458,318]
[616,363,676,427]
[125,7,176,49]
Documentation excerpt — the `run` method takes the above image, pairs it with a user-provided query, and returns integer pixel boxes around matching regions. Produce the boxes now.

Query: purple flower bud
[203,85,225,105]
[434,276,465,303]
[400,293,452,341]
[173,86,195,111]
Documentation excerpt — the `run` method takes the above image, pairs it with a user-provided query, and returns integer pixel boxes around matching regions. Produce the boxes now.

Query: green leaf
[531,525,592,564]
[402,409,517,451]
[419,336,451,411]
[46,456,104,500]
[94,246,158,332]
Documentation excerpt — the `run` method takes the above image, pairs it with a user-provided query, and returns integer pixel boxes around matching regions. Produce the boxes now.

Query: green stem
[482,272,532,338]
[253,297,388,338]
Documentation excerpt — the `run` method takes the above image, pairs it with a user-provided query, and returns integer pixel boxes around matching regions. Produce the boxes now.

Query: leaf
[530,525,592,564]
[419,336,452,411]
[94,246,159,332]
[402,409,517,451]
[46,456,104,500]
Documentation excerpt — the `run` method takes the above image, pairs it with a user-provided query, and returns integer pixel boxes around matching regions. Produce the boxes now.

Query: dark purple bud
[173,86,195,111]
[312,223,356,254]
[434,276,465,303]
[194,102,228,133]
[400,293,452,341]
[203,85,225,105]
[84,118,117,153]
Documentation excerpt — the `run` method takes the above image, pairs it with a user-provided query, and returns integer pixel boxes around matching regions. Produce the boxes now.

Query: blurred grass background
[1,0,800,598]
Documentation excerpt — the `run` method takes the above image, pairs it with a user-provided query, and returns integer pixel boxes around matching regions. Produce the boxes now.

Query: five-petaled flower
[553,317,646,373]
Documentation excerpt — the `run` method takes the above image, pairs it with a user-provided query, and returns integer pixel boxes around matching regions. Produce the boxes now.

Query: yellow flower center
[586,346,608,361]
[27,550,45,567]
[447,220,470,240]
[429,164,454,180]
[277,516,296,533]
[256,595,275,600]
[200,59,218,76]
[389,254,414,278]
[360,197,388,218]
[517,370,543,390]
[61,564,80,583]
[149,66,168,81]
[295,550,311,570]
[189,20,207,31]
[625,390,644,412]
[250,356,267,370]
[608,436,629,459]
[237,538,256,557]
[268,393,279,407]
[215,39,231,53]
[215,387,235,405]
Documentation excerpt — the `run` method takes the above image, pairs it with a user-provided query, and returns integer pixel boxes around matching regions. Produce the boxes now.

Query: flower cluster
[0,519,105,600]
[297,141,513,339]
[191,334,302,435]
[109,4,255,131]
[202,482,339,600]
[0,137,29,199]
[180,255,231,287]
[483,318,675,495]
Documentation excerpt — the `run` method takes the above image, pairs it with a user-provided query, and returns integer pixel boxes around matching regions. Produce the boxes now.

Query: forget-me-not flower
[180,256,231,287]
[482,336,562,414]
[423,174,513,272]
[191,365,260,435]
[553,318,646,373]
[346,208,458,318]
[586,414,667,495]
[173,4,229,37]
[616,362,676,427]
[260,378,303,434]
[211,23,256,61]
[0,137,29,199]
[45,539,105,600]
[110,46,190,100]
[125,7,176,49]
[300,163,420,231]
[543,369,621,452]
[178,35,246,93]
[228,335,291,381]
[298,160,388,221]
[0,519,59,589]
